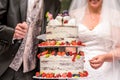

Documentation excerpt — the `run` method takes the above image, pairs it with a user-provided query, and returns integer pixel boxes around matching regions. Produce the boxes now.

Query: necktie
[9,0,44,72]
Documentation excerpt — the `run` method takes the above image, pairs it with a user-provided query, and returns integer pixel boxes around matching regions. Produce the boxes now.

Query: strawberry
[49,73,54,78]
[77,41,82,45]
[49,40,56,45]
[35,72,40,77]
[42,73,46,77]
[57,52,62,56]
[79,72,84,77]
[51,51,56,55]
[61,73,67,78]
[64,20,68,24]
[60,42,65,45]
[40,42,47,46]
[46,73,50,78]
[79,51,84,56]
[83,71,88,77]
[61,52,65,56]
[69,51,73,56]
[81,43,86,46]
[72,53,77,62]
[55,74,61,78]
[67,72,72,78]
[71,40,77,45]
[37,53,41,59]
[41,50,48,55]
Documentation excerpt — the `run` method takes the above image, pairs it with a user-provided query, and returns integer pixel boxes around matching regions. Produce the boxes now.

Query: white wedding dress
[76,22,114,80]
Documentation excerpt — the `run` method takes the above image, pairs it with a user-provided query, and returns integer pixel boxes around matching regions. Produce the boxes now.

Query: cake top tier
[46,10,76,26]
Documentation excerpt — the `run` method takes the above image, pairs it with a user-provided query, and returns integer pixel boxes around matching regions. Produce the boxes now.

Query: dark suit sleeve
[0,0,14,44]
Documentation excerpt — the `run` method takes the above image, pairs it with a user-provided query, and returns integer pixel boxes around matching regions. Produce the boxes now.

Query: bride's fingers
[89,57,98,62]
[90,63,101,69]
[89,59,100,64]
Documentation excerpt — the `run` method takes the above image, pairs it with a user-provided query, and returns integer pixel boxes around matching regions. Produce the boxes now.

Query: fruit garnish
[69,51,73,56]
[49,73,54,78]
[72,53,77,62]
[77,41,82,45]
[83,71,88,77]
[61,73,67,78]
[62,10,69,16]
[73,74,80,77]
[79,72,84,77]
[67,72,72,78]
[66,41,70,45]
[64,20,68,24]
[60,42,65,45]
[57,52,62,56]
[61,52,65,56]
[35,72,40,77]
[37,53,41,59]
[46,73,50,78]
[45,54,50,58]
[66,52,70,56]
[71,40,77,45]
[79,51,85,56]
[46,12,53,21]
[55,73,61,78]
[49,40,56,45]
[41,50,48,55]
[42,72,46,78]
[51,51,56,55]
[76,55,80,59]
[56,41,61,45]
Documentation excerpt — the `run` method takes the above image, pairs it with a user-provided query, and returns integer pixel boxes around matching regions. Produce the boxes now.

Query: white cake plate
[33,76,87,80]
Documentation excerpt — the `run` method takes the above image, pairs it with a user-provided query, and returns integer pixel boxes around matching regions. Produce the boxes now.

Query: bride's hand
[89,55,105,69]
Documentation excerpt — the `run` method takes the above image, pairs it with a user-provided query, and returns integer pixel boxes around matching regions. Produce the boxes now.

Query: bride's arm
[89,46,120,69]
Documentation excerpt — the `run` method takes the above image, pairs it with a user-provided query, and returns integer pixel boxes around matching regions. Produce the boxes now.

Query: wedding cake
[36,11,88,79]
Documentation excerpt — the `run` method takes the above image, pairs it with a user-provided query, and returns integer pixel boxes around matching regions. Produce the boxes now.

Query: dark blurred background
[60,0,72,12]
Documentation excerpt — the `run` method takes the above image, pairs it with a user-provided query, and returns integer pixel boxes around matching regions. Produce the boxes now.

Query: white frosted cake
[40,52,84,74]
[37,12,88,78]
[46,14,77,43]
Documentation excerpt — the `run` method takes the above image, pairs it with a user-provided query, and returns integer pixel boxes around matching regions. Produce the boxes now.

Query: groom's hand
[13,22,28,39]
[89,55,105,69]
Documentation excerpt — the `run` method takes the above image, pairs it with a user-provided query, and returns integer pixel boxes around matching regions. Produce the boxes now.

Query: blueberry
[62,10,69,16]
[72,74,80,77]
[66,52,70,56]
